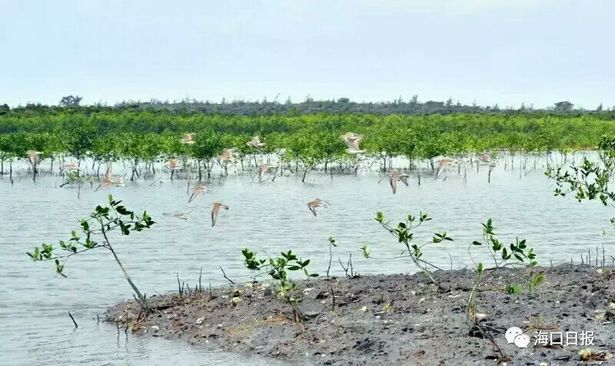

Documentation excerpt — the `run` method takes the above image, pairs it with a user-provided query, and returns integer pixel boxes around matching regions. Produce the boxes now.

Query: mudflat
[106,265,615,365]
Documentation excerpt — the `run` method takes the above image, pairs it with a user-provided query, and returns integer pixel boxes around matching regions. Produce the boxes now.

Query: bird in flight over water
[188,183,208,203]
[379,170,410,194]
[307,198,328,217]
[211,202,229,227]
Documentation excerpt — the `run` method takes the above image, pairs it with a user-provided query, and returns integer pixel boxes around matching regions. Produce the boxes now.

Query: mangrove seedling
[361,244,371,259]
[375,211,453,285]
[242,248,318,322]
[27,195,155,309]
[467,218,538,321]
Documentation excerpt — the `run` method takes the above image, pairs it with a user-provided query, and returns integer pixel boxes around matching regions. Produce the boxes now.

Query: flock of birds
[20,132,497,226]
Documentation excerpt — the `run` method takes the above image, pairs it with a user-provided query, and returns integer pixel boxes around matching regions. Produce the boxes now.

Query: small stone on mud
[195,317,205,325]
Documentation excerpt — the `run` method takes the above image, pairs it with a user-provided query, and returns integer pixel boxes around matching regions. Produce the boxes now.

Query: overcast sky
[1,0,613,108]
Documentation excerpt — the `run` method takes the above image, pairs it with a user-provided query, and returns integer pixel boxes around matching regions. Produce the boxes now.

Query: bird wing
[399,175,409,186]
[389,176,397,194]
[211,208,217,227]
[307,203,317,217]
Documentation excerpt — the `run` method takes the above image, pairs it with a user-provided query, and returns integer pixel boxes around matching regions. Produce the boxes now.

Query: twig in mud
[473,322,510,363]
[348,253,354,277]
[198,266,203,292]
[329,284,336,312]
[209,282,213,299]
[338,258,349,277]
[68,312,78,329]
[327,237,336,278]
[97,314,100,324]
[219,266,236,284]
[177,273,183,297]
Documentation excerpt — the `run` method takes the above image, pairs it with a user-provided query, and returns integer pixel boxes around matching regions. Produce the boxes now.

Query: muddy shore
[106,265,615,365]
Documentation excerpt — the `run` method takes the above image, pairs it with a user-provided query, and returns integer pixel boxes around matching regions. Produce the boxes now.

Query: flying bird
[218,148,236,162]
[341,132,365,154]
[258,164,277,182]
[95,166,124,191]
[165,159,181,170]
[180,133,196,144]
[26,150,42,169]
[379,171,410,194]
[435,159,456,178]
[307,198,328,217]
[59,161,80,174]
[478,153,496,167]
[247,136,265,149]
[211,202,229,227]
[188,183,207,203]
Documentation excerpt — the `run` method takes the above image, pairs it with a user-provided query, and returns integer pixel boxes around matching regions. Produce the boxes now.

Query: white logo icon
[505,327,529,348]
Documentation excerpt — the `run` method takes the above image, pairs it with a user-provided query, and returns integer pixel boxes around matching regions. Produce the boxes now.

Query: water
[1,153,613,365]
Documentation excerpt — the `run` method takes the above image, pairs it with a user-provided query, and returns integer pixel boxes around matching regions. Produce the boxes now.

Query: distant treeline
[1,96,614,165]
[1,96,614,117]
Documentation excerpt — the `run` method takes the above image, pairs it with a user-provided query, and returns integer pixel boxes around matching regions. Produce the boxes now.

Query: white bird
[60,161,80,174]
[341,132,365,154]
[165,158,182,170]
[307,198,328,217]
[218,148,237,162]
[258,164,277,182]
[247,136,265,149]
[379,171,410,194]
[478,153,496,167]
[180,133,196,144]
[188,183,208,203]
[96,166,124,191]
[435,159,456,178]
[211,202,229,227]
[26,150,42,169]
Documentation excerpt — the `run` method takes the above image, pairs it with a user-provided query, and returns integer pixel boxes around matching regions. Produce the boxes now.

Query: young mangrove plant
[242,248,318,322]
[467,218,538,321]
[27,195,155,309]
[375,211,453,285]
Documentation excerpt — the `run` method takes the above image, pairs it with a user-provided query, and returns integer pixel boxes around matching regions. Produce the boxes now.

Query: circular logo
[505,327,524,344]
[513,333,531,348]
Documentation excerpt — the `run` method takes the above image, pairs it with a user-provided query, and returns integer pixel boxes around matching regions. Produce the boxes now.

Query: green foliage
[360,244,371,258]
[27,195,155,307]
[468,219,539,320]
[1,112,614,166]
[375,211,453,284]
[547,137,615,206]
[242,248,318,322]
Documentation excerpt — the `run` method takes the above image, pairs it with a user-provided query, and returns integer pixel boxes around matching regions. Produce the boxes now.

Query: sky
[0,0,613,108]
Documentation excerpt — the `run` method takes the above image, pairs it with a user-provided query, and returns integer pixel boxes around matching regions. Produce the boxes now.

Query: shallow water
[1,153,613,365]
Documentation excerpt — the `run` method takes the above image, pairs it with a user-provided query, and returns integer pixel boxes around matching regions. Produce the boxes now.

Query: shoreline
[106,265,615,365]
